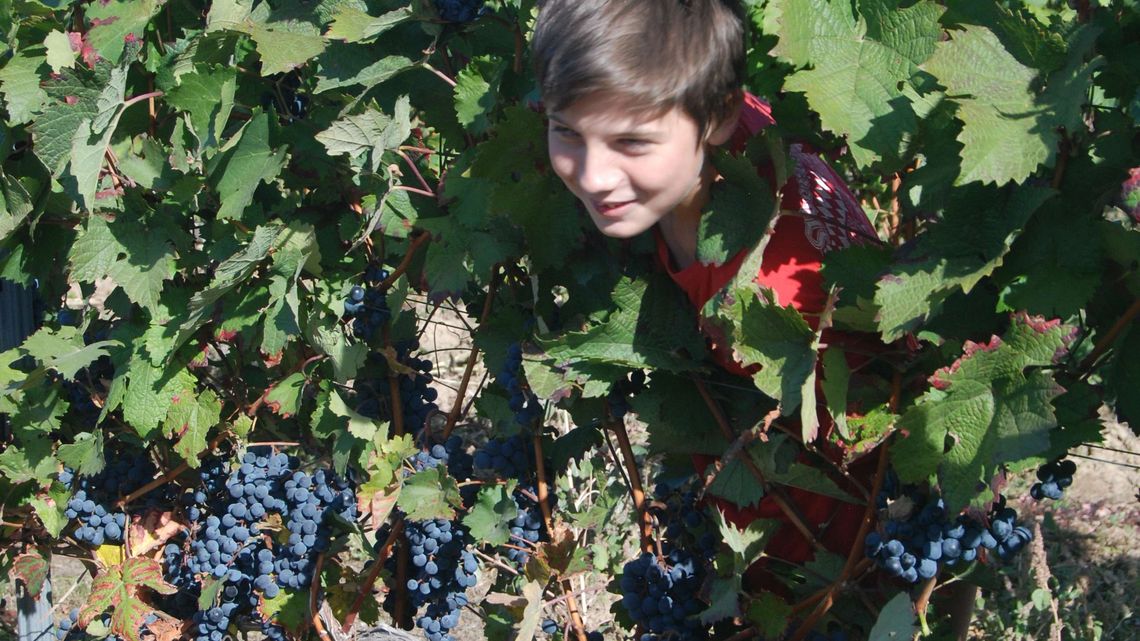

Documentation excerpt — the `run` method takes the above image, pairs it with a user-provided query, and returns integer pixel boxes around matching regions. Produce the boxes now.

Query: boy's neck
[658,158,720,270]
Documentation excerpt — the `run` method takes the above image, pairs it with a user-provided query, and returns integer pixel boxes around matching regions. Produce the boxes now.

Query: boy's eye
[620,139,649,148]
[552,126,579,138]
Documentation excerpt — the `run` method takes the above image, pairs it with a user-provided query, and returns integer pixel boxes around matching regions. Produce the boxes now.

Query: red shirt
[656,93,880,574]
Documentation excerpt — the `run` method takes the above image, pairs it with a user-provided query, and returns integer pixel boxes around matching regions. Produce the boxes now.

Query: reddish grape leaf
[13,551,49,598]
[80,557,177,641]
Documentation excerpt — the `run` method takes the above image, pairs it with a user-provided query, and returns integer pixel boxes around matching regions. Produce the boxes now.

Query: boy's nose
[576,148,623,194]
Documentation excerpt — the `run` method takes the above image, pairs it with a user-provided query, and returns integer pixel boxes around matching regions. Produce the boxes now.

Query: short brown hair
[530,0,747,142]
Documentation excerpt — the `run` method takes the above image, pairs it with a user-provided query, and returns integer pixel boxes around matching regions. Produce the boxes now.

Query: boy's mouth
[594,200,635,217]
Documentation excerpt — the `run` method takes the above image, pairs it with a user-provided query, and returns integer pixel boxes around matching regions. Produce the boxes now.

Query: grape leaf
[164,64,237,155]
[702,513,780,624]
[1108,325,1140,433]
[86,0,164,64]
[123,357,197,439]
[0,47,49,125]
[316,96,412,172]
[56,430,106,476]
[314,46,413,94]
[79,557,177,641]
[703,283,816,414]
[13,551,49,597]
[820,347,850,439]
[869,591,917,639]
[249,18,327,76]
[696,150,776,266]
[397,465,463,521]
[462,483,518,547]
[893,313,1070,512]
[325,6,411,43]
[18,326,121,382]
[43,30,76,72]
[31,485,71,537]
[454,55,505,135]
[172,223,283,353]
[923,24,1098,186]
[771,0,943,167]
[631,372,728,456]
[164,388,222,467]
[69,214,177,315]
[708,457,766,508]
[874,183,1053,342]
[207,111,287,220]
[539,275,708,373]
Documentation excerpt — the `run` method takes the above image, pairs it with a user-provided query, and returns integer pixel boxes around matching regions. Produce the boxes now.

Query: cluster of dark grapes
[402,519,480,641]
[435,0,485,22]
[473,435,550,567]
[472,434,530,478]
[617,480,717,641]
[61,451,162,546]
[607,370,646,420]
[865,470,1034,584]
[345,265,391,342]
[166,447,356,641]
[1030,459,1076,501]
[499,343,543,426]
[398,343,441,433]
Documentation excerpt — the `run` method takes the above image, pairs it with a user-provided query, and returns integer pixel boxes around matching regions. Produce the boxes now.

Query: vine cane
[609,417,655,554]
[341,518,405,634]
[532,430,589,641]
[443,265,502,439]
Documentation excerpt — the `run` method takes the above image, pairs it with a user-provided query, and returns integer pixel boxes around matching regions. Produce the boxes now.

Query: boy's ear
[705,91,744,147]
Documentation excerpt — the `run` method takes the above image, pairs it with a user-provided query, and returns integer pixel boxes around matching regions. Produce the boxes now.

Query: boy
[530,0,880,579]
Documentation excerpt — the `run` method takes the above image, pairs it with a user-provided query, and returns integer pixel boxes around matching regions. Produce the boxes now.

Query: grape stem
[691,376,824,552]
[443,265,502,439]
[914,576,937,636]
[786,440,891,641]
[116,432,227,508]
[532,430,588,641]
[341,519,405,634]
[1078,296,1140,375]
[609,417,655,554]
[378,232,432,291]
[310,553,334,641]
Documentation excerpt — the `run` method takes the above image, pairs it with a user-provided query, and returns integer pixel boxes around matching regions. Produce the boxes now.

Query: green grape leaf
[172,223,283,353]
[165,64,238,155]
[325,6,411,43]
[264,372,307,419]
[165,388,222,467]
[539,275,708,373]
[0,48,49,125]
[86,0,164,64]
[893,313,1070,512]
[708,456,766,508]
[79,558,176,641]
[703,283,816,414]
[69,214,176,315]
[398,465,463,522]
[454,55,506,135]
[771,0,943,167]
[18,326,120,382]
[56,430,106,477]
[868,591,917,640]
[316,96,411,172]
[1108,325,1140,432]
[696,150,776,266]
[259,587,309,633]
[250,20,327,76]
[702,513,780,624]
[631,372,728,455]
[820,348,850,439]
[874,183,1053,342]
[0,430,56,484]
[32,485,71,537]
[43,30,76,72]
[462,483,518,547]
[123,357,197,439]
[207,111,287,220]
[314,47,413,94]
[923,24,1098,185]
[325,388,383,442]
[309,326,367,384]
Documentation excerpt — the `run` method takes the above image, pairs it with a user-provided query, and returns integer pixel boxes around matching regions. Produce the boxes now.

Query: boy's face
[547,92,716,239]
